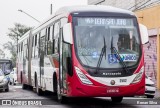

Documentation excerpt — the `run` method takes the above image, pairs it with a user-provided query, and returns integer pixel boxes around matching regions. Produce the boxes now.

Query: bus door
[59,28,72,94]
[59,27,63,93]
[40,36,45,86]
[58,18,72,94]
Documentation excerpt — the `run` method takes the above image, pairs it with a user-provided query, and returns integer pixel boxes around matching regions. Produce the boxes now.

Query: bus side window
[24,40,26,59]
[52,25,55,54]
[35,34,38,58]
[21,42,23,52]
[54,21,60,53]
[21,42,23,60]
[35,35,37,46]
[19,43,21,53]
[45,29,47,55]
[32,36,34,58]
[40,29,46,55]
[26,38,29,59]
[47,27,53,55]
[38,33,41,57]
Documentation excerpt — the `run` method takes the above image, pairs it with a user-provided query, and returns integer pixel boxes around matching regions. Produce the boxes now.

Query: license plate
[107,88,119,93]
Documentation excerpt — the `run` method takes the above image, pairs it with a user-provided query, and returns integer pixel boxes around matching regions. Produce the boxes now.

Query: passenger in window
[118,29,130,51]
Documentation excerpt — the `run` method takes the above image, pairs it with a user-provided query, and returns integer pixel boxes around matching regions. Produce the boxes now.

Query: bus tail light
[75,67,93,85]
[131,66,144,84]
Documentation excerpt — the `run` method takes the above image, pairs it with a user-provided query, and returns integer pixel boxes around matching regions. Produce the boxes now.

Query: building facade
[135,5,160,89]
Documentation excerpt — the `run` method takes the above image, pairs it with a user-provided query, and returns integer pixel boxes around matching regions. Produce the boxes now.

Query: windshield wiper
[110,37,130,74]
[95,36,106,74]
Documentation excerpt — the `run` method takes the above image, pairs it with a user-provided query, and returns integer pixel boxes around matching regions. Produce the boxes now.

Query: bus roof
[18,30,31,43]
[55,5,135,16]
[20,5,136,38]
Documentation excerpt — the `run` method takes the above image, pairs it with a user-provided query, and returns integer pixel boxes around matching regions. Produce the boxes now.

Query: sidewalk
[155,89,160,99]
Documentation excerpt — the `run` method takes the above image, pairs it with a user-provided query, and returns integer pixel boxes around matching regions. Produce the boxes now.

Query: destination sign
[78,18,133,26]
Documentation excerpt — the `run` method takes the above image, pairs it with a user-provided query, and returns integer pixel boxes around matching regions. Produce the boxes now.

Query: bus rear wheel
[36,78,43,96]
[5,85,9,92]
[53,73,57,94]
[111,97,123,103]
[22,84,27,89]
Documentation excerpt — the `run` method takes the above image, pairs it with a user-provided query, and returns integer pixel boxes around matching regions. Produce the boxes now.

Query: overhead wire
[135,0,160,11]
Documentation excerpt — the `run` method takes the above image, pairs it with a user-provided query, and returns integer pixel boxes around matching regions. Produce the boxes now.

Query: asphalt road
[0,84,159,108]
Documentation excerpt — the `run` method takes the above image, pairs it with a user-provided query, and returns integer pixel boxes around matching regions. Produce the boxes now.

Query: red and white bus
[17,5,148,103]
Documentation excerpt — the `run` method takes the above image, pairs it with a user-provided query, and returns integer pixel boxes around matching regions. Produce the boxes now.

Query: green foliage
[4,23,32,66]
[3,41,16,54]
[7,23,32,41]
[0,49,5,58]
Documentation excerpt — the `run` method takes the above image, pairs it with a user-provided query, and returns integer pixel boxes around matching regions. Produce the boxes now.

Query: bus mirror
[63,23,73,44]
[139,24,149,44]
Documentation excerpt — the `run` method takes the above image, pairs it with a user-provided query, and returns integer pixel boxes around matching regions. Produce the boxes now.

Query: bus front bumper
[67,76,145,97]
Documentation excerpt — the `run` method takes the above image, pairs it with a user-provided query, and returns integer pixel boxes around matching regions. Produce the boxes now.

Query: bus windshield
[73,17,141,68]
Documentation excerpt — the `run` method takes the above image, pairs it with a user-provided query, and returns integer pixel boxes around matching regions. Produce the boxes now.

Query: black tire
[22,84,27,89]
[57,80,67,103]
[111,97,123,103]
[36,76,43,96]
[146,95,154,98]
[37,87,44,96]
[5,85,9,92]
[53,73,57,94]
[21,72,23,84]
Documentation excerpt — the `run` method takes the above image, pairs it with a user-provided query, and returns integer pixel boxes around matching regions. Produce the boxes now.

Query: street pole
[51,4,52,15]
[18,9,40,23]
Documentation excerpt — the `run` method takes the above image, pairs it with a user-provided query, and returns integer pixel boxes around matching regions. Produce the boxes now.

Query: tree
[3,42,16,55]
[7,23,32,42]
[4,23,32,67]
[0,49,5,58]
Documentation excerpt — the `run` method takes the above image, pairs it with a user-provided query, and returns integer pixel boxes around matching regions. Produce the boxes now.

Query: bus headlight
[75,67,93,85]
[132,66,144,84]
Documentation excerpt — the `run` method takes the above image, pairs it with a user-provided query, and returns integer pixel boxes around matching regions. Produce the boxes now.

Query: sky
[0,0,87,58]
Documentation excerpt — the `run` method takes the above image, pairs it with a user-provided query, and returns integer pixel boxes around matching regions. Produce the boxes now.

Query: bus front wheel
[111,97,123,103]
[22,84,27,89]
[57,80,67,103]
